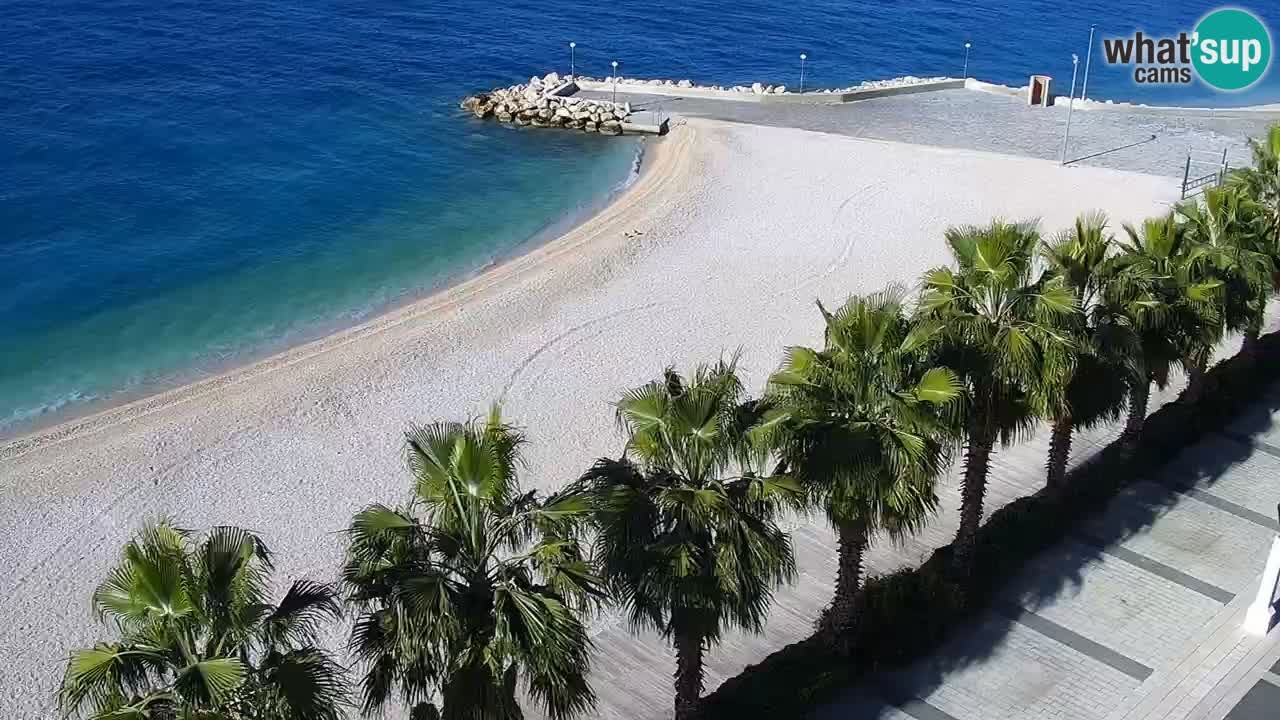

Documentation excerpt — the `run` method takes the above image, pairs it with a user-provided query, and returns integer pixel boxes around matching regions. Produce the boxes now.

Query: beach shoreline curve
[0,123,697,462]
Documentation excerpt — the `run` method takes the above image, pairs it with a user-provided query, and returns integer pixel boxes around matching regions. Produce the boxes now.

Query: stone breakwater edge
[460,72,955,133]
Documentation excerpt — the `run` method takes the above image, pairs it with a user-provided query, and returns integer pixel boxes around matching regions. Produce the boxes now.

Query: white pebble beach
[0,117,1183,719]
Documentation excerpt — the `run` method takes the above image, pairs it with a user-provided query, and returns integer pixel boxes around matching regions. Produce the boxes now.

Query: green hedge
[700,332,1280,718]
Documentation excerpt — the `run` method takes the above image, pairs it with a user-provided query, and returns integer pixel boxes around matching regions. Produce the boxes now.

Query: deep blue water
[2,0,1277,431]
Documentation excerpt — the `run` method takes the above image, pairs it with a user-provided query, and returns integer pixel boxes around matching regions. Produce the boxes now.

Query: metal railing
[1181,147,1229,200]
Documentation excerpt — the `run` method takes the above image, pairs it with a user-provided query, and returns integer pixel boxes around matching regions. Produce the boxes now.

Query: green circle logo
[1192,8,1272,91]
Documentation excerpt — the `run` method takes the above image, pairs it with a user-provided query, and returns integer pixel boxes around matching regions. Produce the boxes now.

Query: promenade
[816,376,1280,720]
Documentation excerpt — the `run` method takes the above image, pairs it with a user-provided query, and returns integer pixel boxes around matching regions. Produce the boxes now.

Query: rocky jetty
[460,72,632,135]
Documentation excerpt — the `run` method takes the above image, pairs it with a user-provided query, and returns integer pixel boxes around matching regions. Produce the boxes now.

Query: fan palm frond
[581,361,797,719]
[59,520,350,720]
[343,412,599,720]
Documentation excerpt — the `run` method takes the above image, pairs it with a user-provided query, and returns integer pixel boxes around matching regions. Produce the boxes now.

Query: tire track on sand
[498,303,661,404]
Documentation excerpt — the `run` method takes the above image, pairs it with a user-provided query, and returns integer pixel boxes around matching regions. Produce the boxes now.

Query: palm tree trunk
[1184,354,1207,402]
[1121,379,1150,457]
[673,629,704,720]
[1045,415,1073,492]
[1243,321,1262,359]
[819,518,869,647]
[951,429,993,584]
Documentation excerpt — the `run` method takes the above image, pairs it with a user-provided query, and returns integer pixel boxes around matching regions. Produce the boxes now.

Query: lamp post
[1060,53,1079,165]
[1244,501,1280,634]
[611,60,619,103]
[963,42,972,79]
[1081,24,1097,101]
[799,53,807,93]
[569,42,576,80]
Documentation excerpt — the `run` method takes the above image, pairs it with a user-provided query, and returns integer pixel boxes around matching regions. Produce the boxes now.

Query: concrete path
[585,87,1280,178]
[815,381,1280,720]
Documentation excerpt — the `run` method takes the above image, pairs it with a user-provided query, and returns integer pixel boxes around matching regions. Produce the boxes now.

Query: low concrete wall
[576,78,966,105]
[544,80,580,98]
[798,78,967,104]
[620,118,669,136]
[576,80,741,102]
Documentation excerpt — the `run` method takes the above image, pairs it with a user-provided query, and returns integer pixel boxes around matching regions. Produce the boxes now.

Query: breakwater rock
[460,72,632,135]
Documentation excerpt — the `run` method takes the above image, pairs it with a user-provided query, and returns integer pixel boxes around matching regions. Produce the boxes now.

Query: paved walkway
[815,382,1280,720]
[584,87,1280,178]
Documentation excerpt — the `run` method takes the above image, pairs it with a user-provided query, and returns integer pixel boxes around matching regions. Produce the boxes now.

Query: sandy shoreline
[0,127,689,462]
[1,117,1194,719]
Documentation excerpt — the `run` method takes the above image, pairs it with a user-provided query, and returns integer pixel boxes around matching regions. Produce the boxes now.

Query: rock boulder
[459,76,633,134]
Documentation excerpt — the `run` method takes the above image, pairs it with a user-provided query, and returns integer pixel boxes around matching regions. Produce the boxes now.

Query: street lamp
[611,60,619,103]
[1060,53,1080,165]
[963,41,972,79]
[569,42,576,80]
[799,53,807,93]
[1081,24,1097,101]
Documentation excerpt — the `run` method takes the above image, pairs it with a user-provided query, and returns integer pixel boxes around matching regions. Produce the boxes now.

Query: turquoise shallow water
[0,0,645,431]
[1,0,1276,432]
[0,137,641,429]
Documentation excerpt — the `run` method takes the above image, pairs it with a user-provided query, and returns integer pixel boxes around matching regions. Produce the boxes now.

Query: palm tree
[1179,186,1274,356]
[1232,124,1280,253]
[916,220,1077,582]
[1039,213,1135,490]
[341,410,603,720]
[59,521,349,720]
[1117,213,1223,407]
[765,287,961,646]
[576,359,800,720]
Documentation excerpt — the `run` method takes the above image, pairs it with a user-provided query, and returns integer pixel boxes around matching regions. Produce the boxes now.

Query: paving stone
[1156,437,1280,525]
[877,617,1140,720]
[1224,679,1280,720]
[1001,542,1224,669]
[1225,382,1280,451]
[1080,481,1274,594]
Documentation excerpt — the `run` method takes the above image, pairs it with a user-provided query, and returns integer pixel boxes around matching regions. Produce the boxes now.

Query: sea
[2,0,1278,433]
